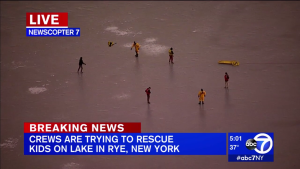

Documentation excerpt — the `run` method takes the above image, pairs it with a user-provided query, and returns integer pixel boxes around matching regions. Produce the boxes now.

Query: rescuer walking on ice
[198,89,206,104]
[145,87,151,104]
[169,47,174,64]
[131,41,140,57]
[77,57,86,73]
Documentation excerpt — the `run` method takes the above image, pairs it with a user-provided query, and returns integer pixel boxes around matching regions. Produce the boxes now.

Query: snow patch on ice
[123,43,133,48]
[105,26,118,31]
[28,87,47,94]
[133,31,142,37]
[113,93,130,100]
[62,162,80,169]
[0,138,18,148]
[105,26,132,36]
[142,43,169,56]
[144,38,157,43]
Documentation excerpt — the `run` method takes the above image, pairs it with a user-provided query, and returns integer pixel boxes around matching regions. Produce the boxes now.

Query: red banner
[24,123,141,133]
[26,13,68,28]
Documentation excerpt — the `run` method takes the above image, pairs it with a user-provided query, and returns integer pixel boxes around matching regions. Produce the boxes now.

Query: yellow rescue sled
[218,60,239,66]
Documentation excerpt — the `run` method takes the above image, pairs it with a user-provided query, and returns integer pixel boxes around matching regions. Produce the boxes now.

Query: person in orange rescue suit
[131,41,140,57]
[198,89,206,104]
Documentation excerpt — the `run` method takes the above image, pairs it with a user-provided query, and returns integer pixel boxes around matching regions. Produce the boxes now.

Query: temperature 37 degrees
[230,145,239,150]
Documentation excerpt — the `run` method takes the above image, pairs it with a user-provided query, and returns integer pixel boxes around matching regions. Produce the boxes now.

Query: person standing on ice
[224,72,229,88]
[131,41,140,57]
[145,87,151,104]
[169,47,174,64]
[198,89,206,104]
[77,57,86,73]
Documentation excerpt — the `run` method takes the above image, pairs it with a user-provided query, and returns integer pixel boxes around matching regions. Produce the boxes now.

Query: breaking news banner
[26,13,80,37]
[228,133,274,162]
[24,123,226,155]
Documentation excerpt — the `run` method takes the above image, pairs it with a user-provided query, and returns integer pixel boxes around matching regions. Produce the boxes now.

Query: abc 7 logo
[246,139,257,150]
[245,133,273,154]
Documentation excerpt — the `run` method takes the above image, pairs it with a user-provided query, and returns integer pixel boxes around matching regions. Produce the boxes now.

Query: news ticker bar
[26,28,80,36]
[24,133,226,155]
[24,133,274,161]
[23,123,274,161]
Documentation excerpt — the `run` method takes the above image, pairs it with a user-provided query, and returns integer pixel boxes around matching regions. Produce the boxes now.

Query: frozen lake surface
[1,1,300,169]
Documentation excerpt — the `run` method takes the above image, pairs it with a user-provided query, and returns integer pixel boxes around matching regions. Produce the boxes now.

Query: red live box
[26,13,68,28]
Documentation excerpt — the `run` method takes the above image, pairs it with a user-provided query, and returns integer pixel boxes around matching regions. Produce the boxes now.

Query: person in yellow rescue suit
[198,89,206,104]
[108,41,116,47]
[131,41,140,57]
[169,47,174,64]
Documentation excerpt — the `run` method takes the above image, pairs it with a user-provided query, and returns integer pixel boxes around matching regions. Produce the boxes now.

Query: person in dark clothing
[145,87,151,104]
[77,57,86,73]
[224,72,229,88]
